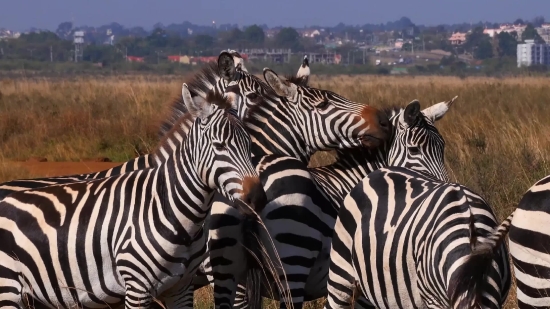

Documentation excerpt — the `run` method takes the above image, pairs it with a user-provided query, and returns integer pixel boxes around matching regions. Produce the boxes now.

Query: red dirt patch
[13,162,122,177]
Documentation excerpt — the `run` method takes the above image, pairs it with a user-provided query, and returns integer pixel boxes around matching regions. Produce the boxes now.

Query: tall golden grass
[3,74,550,308]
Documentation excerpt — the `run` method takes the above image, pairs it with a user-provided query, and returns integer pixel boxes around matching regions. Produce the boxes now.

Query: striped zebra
[0,84,273,309]
[191,52,392,308]
[226,96,460,308]
[0,52,246,201]
[508,175,550,309]
[324,166,512,309]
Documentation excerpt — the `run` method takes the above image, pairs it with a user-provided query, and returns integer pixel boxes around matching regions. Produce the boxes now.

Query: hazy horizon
[2,0,550,31]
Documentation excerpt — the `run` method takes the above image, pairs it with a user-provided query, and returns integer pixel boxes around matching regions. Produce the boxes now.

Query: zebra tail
[233,197,293,309]
[450,211,514,308]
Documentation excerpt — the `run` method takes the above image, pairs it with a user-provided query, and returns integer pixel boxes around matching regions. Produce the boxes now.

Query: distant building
[517,39,550,67]
[298,29,321,38]
[127,56,145,63]
[448,32,467,45]
[484,24,525,40]
[394,38,405,49]
[536,24,550,43]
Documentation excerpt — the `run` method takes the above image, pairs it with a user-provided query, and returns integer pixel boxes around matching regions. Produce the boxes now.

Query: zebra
[189,51,393,309]
[0,84,272,309]
[508,175,550,309]
[324,166,512,309]
[0,51,249,201]
[226,96,461,308]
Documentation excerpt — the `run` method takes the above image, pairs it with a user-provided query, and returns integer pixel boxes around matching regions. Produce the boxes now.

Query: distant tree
[522,23,545,43]
[194,35,215,51]
[220,28,244,46]
[514,18,525,25]
[55,22,73,39]
[464,26,494,59]
[532,16,546,28]
[244,25,265,45]
[496,31,517,57]
[19,31,60,43]
[147,28,168,47]
[83,45,123,64]
[274,27,302,51]
[474,39,494,59]
[401,42,412,51]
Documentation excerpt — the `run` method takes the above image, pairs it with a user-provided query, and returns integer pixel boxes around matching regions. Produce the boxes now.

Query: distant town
[0,16,549,75]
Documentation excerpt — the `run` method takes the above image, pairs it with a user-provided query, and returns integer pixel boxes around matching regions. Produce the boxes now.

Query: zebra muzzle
[241,176,268,213]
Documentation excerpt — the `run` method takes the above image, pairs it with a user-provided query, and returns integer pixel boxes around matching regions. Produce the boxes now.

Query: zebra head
[181,83,266,208]
[387,96,458,182]
[217,52,391,160]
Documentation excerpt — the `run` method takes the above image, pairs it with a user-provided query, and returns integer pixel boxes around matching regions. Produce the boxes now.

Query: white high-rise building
[517,39,550,67]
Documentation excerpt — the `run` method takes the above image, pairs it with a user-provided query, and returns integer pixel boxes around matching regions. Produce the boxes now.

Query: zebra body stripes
[324,166,512,309]
[0,87,265,309]
[509,174,550,309]
[0,51,239,200]
[196,52,391,309]
[216,97,460,308]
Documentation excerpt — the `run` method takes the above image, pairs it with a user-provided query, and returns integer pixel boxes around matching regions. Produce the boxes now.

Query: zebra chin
[240,176,268,213]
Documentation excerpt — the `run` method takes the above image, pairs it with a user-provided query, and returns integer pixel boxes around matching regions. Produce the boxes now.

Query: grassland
[3,73,550,308]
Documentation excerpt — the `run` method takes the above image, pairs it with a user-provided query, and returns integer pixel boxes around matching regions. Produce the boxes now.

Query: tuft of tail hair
[233,195,294,309]
[450,211,514,308]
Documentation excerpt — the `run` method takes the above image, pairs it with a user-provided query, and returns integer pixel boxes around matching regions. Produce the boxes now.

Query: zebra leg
[208,197,247,309]
[323,219,357,309]
[158,281,195,309]
[124,282,153,309]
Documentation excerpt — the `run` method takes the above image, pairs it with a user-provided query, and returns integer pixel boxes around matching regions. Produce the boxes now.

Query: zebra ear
[422,96,458,122]
[263,68,298,98]
[218,52,237,81]
[402,100,421,127]
[182,83,212,120]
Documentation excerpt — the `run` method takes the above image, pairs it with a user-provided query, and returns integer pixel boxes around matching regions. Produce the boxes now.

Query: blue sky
[2,0,549,31]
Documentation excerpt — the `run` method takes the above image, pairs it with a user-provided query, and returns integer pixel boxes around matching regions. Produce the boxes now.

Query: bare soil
[13,161,122,177]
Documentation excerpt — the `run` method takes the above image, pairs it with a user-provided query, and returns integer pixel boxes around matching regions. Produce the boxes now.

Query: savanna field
[2,74,550,308]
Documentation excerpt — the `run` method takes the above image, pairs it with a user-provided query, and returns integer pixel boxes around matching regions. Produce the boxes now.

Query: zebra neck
[154,149,212,244]
[246,105,310,163]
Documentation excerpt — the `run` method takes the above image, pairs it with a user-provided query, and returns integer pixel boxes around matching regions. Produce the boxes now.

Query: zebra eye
[213,141,226,151]
[246,93,260,101]
[316,99,329,109]
[409,146,420,155]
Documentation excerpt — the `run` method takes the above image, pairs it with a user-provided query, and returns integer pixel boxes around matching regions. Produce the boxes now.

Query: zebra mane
[152,91,236,165]
[152,113,193,164]
[157,62,222,139]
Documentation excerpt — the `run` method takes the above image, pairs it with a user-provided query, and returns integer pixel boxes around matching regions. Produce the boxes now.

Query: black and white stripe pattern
[226,97,459,308]
[0,85,263,309]
[325,166,511,309]
[0,52,244,201]
[197,52,393,309]
[509,175,550,309]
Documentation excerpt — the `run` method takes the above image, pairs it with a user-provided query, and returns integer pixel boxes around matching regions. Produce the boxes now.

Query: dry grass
[4,74,550,308]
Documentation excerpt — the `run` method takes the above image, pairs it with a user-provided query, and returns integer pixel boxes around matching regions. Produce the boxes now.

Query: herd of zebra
[0,51,549,309]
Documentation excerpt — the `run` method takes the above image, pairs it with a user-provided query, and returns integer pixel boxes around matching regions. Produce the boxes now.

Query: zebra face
[388,97,457,182]
[217,53,391,154]
[263,69,391,151]
[182,84,264,205]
